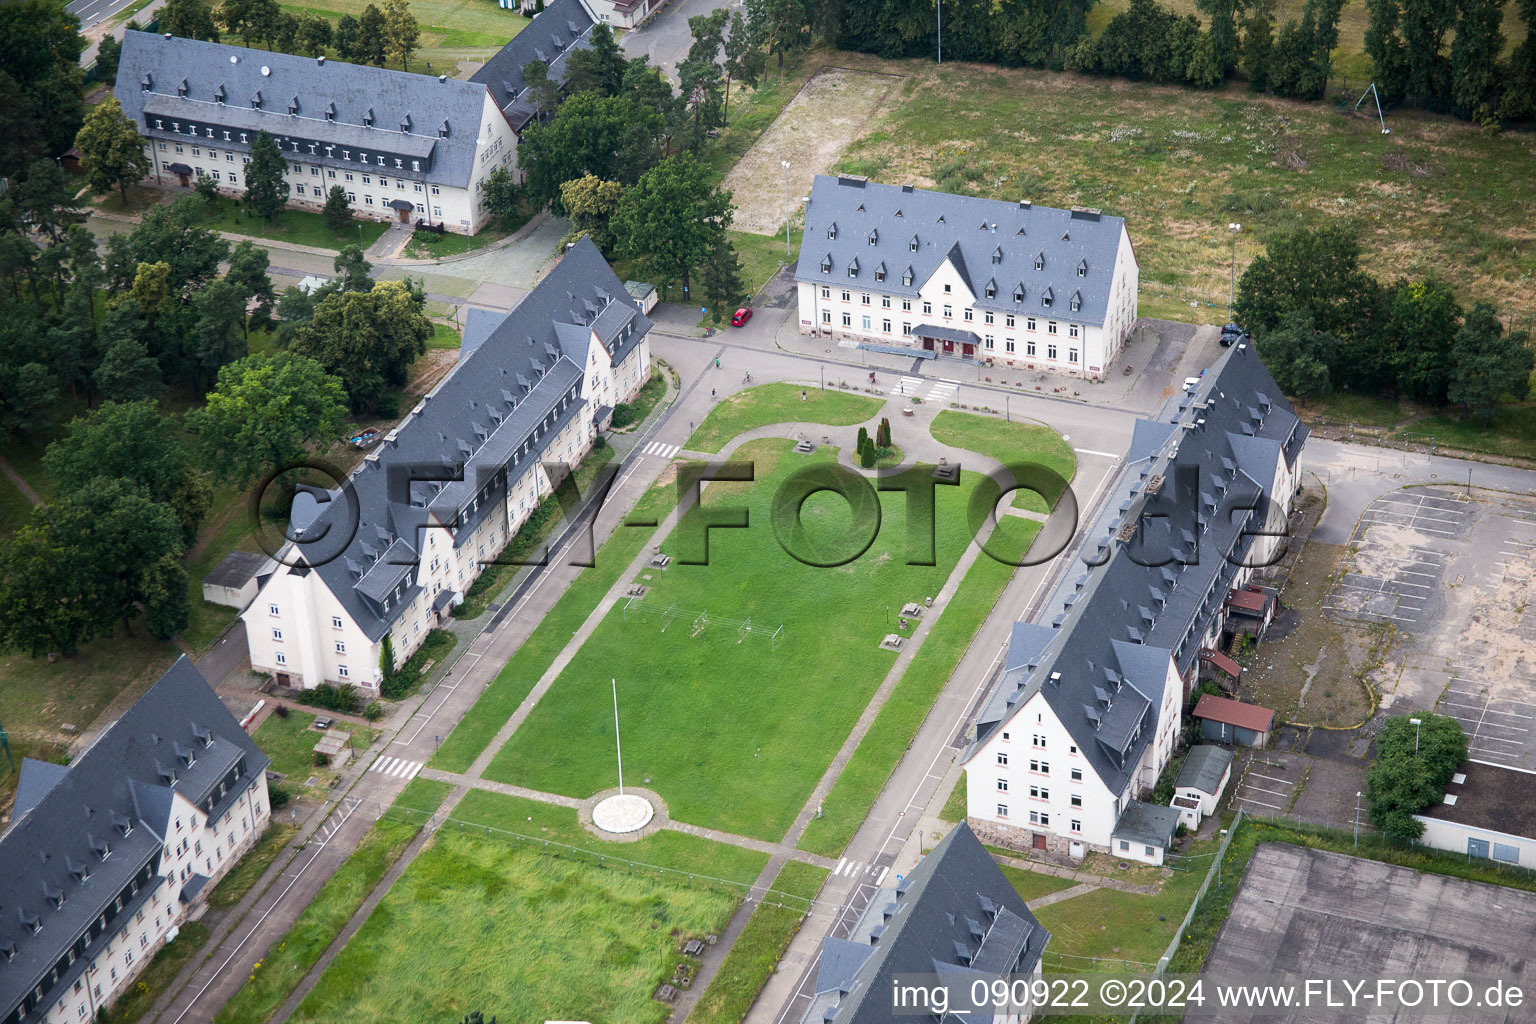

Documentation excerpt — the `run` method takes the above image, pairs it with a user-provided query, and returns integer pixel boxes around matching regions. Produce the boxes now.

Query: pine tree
[857,425,869,449]
[243,131,287,222]
[698,232,745,324]
[323,184,352,235]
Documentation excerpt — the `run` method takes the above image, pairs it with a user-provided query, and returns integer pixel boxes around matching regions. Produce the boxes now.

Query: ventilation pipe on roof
[317,55,326,65]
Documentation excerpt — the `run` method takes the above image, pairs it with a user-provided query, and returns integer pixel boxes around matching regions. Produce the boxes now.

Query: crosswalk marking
[888,376,924,396]
[925,380,958,402]
[642,441,679,459]
[832,857,888,880]
[369,756,423,780]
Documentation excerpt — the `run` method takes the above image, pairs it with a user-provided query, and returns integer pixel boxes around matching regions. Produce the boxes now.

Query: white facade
[796,222,1138,379]
[30,777,270,1024]
[1415,815,1536,868]
[965,658,1181,858]
[145,90,517,235]
[573,0,655,27]
[242,330,650,690]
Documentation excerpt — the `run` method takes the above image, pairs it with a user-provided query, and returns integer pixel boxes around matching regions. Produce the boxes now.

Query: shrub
[362,700,383,721]
[268,783,292,809]
[295,683,364,714]
[1366,713,1468,844]
[274,704,290,719]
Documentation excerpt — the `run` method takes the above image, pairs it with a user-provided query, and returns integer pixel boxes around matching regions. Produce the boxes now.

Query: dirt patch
[723,66,905,235]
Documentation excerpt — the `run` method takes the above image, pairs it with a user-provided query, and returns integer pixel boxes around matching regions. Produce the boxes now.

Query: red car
[730,307,753,327]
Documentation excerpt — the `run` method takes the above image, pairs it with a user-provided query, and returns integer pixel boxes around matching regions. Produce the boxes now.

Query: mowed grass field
[484,439,993,840]
[252,0,528,74]
[287,832,740,1024]
[686,382,885,453]
[824,49,1536,323]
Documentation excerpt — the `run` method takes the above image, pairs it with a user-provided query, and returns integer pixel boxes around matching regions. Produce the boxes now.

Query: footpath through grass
[929,409,1076,513]
[796,515,1040,857]
[484,441,994,841]
[686,382,884,453]
[288,830,738,1024]
[429,475,686,773]
[212,777,451,1024]
[686,859,830,1024]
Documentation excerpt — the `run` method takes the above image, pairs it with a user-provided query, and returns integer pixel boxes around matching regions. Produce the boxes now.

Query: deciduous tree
[1448,303,1534,427]
[333,244,373,292]
[1365,713,1467,844]
[612,152,732,300]
[74,96,150,204]
[559,175,624,254]
[161,0,221,40]
[383,0,420,71]
[288,280,429,413]
[356,3,388,65]
[190,352,347,485]
[1254,310,1336,399]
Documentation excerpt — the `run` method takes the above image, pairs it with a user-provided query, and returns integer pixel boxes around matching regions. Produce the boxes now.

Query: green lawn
[252,709,380,798]
[213,777,451,1024]
[207,822,299,910]
[1399,401,1536,461]
[828,48,1536,323]
[190,194,390,251]
[797,517,1037,857]
[686,860,829,1024]
[999,863,1082,903]
[939,773,967,823]
[929,409,1076,514]
[288,833,739,1024]
[1031,831,1226,972]
[430,476,686,772]
[686,382,885,453]
[426,322,462,349]
[106,921,212,1024]
[451,789,769,887]
[404,224,513,258]
[483,440,999,841]
[612,368,668,430]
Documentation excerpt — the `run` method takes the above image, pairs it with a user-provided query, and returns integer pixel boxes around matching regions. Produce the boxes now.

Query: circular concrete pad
[592,793,655,834]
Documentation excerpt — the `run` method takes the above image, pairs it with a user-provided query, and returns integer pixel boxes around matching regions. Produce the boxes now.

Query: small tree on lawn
[859,436,876,468]
[244,131,287,222]
[74,96,151,205]
[877,416,891,448]
[322,185,353,235]
[857,425,868,449]
[698,231,746,325]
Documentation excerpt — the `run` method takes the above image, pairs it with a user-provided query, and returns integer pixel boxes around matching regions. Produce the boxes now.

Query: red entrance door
[962,343,975,358]
[1032,833,1047,850]
[921,337,935,351]
[942,339,954,354]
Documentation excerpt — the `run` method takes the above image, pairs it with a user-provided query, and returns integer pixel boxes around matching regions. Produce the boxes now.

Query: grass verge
[106,921,212,1024]
[189,194,390,251]
[685,860,830,1024]
[929,409,1076,513]
[211,777,451,1024]
[207,823,300,910]
[251,710,381,799]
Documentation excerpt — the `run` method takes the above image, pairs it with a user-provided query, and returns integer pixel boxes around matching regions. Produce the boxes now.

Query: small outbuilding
[202,550,276,609]
[1193,694,1275,748]
[1414,760,1536,867]
[1111,801,1181,866]
[1225,585,1278,639]
[625,280,658,314]
[312,728,355,770]
[1171,745,1234,828]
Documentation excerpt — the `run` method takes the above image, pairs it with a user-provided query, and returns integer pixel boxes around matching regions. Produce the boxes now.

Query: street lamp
[781,160,792,258]
[936,0,942,64]
[1354,791,1362,849]
[1410,717,1422,754]
[1227,223,1241,313]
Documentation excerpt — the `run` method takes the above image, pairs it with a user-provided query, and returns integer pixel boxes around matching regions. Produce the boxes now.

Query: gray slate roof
[114,31,492,189]
[203,549,272,589]
[803,823,1048,1024]
[794,175,1129,327]
[470,0,594,116]
[1175,745,1234,796]
[291,237,650,642]
[1,658,269,1022]
[965,342,1306,796]
[1112,800,1181,849]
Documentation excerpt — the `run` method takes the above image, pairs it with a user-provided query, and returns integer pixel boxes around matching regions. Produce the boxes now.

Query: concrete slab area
[1206,843,1536,1022]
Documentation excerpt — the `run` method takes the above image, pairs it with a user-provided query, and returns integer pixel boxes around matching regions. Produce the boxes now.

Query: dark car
[1220,322,1251,347]
[730,307,753,327]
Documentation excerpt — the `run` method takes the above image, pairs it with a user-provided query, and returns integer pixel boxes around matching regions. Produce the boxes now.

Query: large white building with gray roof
[240,237,652,690]
[793,175,1138,378]
[114,29,521,233]
[961,341,1305,863]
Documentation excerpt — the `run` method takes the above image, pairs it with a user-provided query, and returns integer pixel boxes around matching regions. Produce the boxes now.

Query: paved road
[69,0,139,31]
[621,0,745,83]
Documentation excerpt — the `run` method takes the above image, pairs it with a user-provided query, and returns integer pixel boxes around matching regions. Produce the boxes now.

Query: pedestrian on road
[715,357,720,369]
[711,388,716,399]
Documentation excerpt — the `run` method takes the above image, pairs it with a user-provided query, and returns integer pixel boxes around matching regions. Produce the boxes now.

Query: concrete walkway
[990,853,1160,895]
[1026,881,1101,909]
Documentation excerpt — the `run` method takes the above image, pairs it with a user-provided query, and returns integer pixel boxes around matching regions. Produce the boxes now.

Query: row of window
[819,287,1087,326]
[994,806,1084,832]
[152,117,435,171]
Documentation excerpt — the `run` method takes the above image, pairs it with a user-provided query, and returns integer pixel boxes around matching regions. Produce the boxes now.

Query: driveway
[620,0,745,83]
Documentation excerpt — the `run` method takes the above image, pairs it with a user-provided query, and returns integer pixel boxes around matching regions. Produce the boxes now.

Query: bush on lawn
[295,683,363,714]
[1365,713,1467,844]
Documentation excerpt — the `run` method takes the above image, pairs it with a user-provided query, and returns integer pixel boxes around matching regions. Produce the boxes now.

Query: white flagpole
[612,678,624,795]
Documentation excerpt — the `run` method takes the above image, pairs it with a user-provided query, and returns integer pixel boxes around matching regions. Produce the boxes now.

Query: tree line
[821,0,1536,121]
[0,173,433,657]
[1236,224,1533,426]
[480,17,772,320]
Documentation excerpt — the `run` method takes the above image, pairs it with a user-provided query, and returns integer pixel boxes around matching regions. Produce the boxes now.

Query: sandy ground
[723,67,905,235]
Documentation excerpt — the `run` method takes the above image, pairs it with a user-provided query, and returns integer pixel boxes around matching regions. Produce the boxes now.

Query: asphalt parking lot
[1205,844,1536,1022]
[1322,487,1536,770]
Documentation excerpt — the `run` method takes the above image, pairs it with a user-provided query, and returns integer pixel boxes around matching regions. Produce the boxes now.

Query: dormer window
[1077,259,1088,277]
[400,113,412,132]
[140,73,153,91]
[288,96,299,115]
[909,235,918,252]
[902,268,913,286]
[214,85,225,104]
[1034,254,1044,271]
[846,257,859,278]
[1070,291,1082,312]
[1013,286,1024,303]
[985,281,996,298]
[867,229,877,245]
[177,78,188,97]
[827,222,837,240]
[325,102,336,122]
[438,120,450,138]
[251,90,262,109]
[1041,288,1053,308]
[363,108,375,127]
[991,246,1003,264]
[819,255,831,274]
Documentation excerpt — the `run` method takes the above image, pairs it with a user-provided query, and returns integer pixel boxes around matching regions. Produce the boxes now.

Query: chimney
[317,55,326,65]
